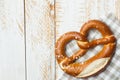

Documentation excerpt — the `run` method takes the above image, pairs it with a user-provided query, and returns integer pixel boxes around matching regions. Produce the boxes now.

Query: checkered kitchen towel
[58,14,120,80]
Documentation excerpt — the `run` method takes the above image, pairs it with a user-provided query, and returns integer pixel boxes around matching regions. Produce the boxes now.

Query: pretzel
[55,20,116,78]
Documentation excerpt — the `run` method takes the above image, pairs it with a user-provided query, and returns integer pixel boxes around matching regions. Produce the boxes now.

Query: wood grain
[25,0,55,80]
[115,0,120,19]
[0,0,25,80]
[0,0,119,79]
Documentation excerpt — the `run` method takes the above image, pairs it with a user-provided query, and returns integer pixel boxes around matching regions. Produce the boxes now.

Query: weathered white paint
[0,0,119,80]
[25,0,55,80]
[0,0,25,80]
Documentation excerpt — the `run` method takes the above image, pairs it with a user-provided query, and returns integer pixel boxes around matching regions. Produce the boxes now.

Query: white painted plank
[55,0,117,80]
[115,0,120,19]
[0,0,25,80]
[25,0,55,80]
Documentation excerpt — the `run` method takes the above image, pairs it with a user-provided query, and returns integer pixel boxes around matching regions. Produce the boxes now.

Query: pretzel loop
[55,20,116,78]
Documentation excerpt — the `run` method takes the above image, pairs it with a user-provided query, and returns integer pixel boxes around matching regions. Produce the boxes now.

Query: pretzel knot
[55,20,116,78]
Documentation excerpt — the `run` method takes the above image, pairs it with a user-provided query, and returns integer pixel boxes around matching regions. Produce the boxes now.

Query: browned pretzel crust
[55,20,116,78]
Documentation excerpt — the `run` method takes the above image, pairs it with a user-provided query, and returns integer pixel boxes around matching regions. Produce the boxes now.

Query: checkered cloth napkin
[58,14,120,80]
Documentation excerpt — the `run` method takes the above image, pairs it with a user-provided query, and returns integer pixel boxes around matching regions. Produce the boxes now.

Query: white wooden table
[0,0,119,80]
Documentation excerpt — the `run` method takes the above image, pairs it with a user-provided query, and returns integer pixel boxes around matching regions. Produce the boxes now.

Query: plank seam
[23,0,27,80]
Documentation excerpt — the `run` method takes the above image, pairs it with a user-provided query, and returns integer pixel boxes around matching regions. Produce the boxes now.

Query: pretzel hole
[87,29,102,42]
[65,40,80,57]
[76,45,103,62]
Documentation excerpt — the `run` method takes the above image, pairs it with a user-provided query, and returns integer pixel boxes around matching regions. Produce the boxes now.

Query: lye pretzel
[55,20,116,78]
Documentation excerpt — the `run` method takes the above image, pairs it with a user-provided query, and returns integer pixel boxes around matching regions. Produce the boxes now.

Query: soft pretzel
[55,20,116,78]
